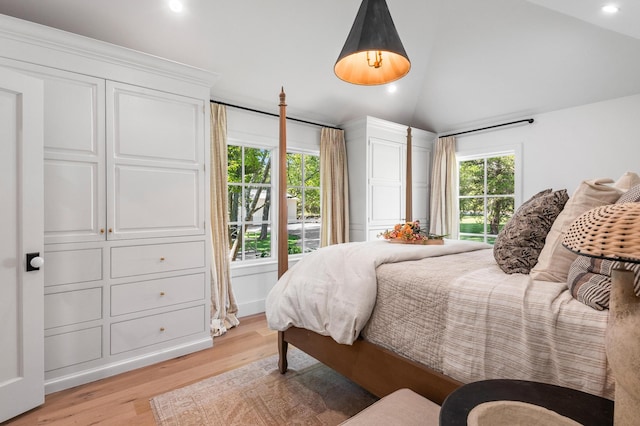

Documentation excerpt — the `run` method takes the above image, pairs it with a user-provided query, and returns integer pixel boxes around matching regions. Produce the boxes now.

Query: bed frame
[277,328,461,405]
[274,91,459,405]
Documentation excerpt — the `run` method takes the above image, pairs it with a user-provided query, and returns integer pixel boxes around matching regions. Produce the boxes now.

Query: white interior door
[0,67,45,422]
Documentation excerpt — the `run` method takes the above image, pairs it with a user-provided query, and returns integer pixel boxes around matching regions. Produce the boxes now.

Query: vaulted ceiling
[0,0,639,133]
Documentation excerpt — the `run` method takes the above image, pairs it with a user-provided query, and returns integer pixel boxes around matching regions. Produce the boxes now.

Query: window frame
[226,142,322,265]
[456,144,522,243]
[286,150,322,258]
[227,143,275,264]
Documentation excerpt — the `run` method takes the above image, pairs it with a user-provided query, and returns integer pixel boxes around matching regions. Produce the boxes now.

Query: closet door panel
[28,67,106,244]
[113,90,198,162]
[44,160,101,241]
[113,166,200,236]
[107,81,205,239]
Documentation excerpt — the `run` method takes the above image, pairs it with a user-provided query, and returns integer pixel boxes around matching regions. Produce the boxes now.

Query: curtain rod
[211,100,342,131]
[440,118,534,138]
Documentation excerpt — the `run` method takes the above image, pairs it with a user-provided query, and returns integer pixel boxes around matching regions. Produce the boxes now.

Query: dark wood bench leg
[278,330,288,374]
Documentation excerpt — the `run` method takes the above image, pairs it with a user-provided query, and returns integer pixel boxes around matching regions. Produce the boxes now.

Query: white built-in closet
[0,14,215,419]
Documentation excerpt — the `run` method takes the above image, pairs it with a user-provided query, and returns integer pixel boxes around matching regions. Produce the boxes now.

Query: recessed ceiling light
[601,4,620,14]
[169,0,183,13]
[387,84,397,94]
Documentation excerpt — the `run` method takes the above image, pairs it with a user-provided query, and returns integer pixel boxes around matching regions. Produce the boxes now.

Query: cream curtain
[320,127,350,246]
[210,103,239,336]
[429,136,459,239]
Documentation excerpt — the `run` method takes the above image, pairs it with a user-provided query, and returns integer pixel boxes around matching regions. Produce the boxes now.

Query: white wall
[225,106,321,318]
[455,93,640,201]
[229,92,640,318]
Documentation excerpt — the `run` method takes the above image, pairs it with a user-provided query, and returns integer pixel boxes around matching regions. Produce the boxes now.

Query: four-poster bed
[270,90,615,405]
[271,90,468,403]
[274,95,456,402]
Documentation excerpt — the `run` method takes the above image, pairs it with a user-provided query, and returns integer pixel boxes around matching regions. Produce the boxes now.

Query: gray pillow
[494,189,568,274]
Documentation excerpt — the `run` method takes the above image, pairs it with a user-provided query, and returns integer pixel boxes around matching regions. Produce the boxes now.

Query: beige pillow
[614,172,640,191]
[530,178,623,282]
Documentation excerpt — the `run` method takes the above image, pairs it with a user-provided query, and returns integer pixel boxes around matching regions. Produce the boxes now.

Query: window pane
[244,186,271,223]
[228,185,242,222]
[245,224,271,259]
[304,188,320,219]
[304,155,320,187]
[243,148,271,184]
[227,146,242,183]
[303,224,321,253]
[487,197,514,235]
[287,153,302,186]
[228,224,240,261]
[287,188,302,221]
[487,155,514,195]
[459,198,485,236]
[286,224,302,255]
[460,234,486,242]
[459,159,485,196]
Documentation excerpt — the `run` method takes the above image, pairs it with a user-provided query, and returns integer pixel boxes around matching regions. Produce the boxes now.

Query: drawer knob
[160,257,166,261]
[100,228,105,234]
[160,327,165,332]
[160,291,165,296]
[108,228,113,233]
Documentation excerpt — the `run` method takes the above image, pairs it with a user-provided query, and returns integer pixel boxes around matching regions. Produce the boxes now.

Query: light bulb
[169,0,183,13]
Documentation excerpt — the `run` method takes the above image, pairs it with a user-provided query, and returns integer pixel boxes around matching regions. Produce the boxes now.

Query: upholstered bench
[340,388,441,425]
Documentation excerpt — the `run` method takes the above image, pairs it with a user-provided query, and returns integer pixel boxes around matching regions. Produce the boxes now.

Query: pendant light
[334,0,410,85]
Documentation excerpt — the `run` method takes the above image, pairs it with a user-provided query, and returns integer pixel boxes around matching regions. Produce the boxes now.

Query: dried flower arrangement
[379,220,446,245]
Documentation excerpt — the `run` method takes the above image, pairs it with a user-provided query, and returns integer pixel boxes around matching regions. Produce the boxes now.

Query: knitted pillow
[493,189,568,274]
[567,256,640,310]
[616,183,640,203]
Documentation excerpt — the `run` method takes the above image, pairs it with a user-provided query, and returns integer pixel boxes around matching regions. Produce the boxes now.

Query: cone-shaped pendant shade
[335,0,410,85]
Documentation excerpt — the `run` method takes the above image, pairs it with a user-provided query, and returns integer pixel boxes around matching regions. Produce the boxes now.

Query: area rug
[150,348,378,425]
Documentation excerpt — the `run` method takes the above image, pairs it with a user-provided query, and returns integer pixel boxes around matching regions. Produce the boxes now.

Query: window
[286,152,321,254]
[228,145,273,261]
[458,153,515,244]
[227,146,321,262]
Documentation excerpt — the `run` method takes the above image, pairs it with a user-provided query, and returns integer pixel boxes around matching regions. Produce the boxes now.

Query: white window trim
[456,143,522,242]
[457,142,522,206]
[286,150,321,259]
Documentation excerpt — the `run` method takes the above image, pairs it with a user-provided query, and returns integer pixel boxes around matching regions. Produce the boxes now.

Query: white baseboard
[237,299,266,318]
[44,336,212,394]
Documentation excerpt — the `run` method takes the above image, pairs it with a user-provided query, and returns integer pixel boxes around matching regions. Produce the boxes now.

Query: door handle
[26,252,44,271]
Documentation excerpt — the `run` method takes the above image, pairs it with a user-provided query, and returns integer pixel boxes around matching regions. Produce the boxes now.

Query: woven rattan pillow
[567,256,640,310]
[493,189,567,274]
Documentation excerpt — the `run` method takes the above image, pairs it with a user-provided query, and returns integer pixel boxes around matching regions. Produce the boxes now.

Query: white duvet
[265,239,490,344]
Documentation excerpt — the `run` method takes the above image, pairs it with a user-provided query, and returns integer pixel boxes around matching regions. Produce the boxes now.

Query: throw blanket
[265,239,490,345]
[443,266,613,399]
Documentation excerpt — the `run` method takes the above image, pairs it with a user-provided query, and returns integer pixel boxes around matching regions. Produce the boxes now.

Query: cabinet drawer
[110,241,205,278]
[45,288,102,329]
[44,248,102,287]
[110,305,206,354]
[45,327,102,372]
[111,273,205,316]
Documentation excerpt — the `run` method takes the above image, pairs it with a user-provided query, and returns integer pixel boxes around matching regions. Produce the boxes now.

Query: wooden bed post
[405,126,412,223]
[278,88,288,279]
[277,88,289,373]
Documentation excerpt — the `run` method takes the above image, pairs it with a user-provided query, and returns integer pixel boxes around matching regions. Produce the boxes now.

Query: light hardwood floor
[6,313,277,425]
